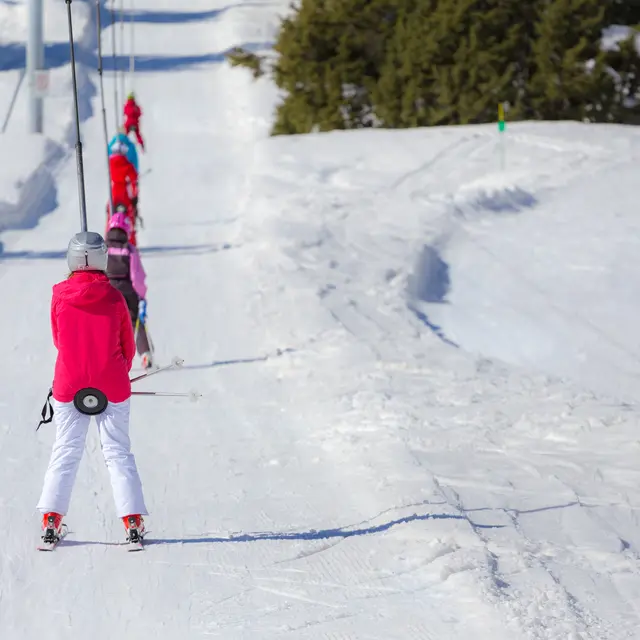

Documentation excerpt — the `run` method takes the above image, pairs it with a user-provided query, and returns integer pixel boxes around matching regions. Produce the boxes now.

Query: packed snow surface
[1,1,640,639]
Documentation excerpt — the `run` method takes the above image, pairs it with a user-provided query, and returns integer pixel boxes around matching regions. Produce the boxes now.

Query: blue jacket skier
[108,130,139,172]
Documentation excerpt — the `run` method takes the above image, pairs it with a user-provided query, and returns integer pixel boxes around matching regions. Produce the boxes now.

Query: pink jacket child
[123,93,145,151]
[36,231,148,548]
[105,213,153,369]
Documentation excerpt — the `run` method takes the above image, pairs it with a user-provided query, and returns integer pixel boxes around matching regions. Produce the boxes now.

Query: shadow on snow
[115,5,269,24]
[0,41,272,73]
[0,243,232,260]
[60,509,507,548]
[406,244,459,348]
[181,348,296,371]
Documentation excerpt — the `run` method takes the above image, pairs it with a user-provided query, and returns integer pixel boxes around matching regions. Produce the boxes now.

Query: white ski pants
[37,399,148,518]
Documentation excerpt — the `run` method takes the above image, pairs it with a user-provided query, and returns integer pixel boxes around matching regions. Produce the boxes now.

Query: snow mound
[453,175,538,215]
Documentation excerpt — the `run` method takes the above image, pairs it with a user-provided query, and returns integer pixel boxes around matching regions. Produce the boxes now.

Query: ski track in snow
[1,1,640,638]
[238,122,640,638]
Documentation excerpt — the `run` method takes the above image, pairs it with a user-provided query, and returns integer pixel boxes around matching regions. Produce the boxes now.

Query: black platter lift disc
[73,388,108,415]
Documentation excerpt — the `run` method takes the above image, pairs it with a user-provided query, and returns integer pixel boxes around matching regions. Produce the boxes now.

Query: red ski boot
[122,514,146,549]
[38,512,64,550]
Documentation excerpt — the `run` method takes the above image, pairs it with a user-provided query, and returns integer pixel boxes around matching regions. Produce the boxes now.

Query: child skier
[108,141,139,244]
[108,128,139,172]
[109,141,138,199]
[37,231,147,546]
[105,202,138,246]
[106,213,154,370]
[123,92,145,151]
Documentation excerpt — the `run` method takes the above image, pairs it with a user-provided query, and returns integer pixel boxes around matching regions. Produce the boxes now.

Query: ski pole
[136,303,155,355]
[134,320,154,363]
[131,390,202,402]
[134,298,145,346]
[145,320,155,354]
[65,0,88,232]
[130,356,183,383]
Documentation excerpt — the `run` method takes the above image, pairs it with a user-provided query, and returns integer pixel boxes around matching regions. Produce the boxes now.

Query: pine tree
[375,0,534,127]
[604,28,640,122]
[606,0,640,26]
[428,0,523,125]
[503,1,540,120]
[225,47,265,79]
[373,0,438,127]
[238,0,640,133]
[529,0,613,121]
[272,0,398,135]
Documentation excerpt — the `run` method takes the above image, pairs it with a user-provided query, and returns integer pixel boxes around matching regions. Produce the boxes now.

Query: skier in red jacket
[123,92,145,151]
[37,232,147,547]
[108,141,140,245]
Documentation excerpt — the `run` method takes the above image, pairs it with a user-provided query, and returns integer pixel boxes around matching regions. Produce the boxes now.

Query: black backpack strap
[36,389,54,431]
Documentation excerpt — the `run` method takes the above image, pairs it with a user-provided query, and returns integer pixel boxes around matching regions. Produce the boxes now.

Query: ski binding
[37,520,68,551]
[124,516,145,552]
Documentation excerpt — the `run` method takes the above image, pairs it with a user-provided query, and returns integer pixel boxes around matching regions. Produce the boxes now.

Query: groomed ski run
[2,0,640,638]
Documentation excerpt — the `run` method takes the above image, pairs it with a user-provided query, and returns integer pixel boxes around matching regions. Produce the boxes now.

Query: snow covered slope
[0,0,92,240]
[2,1,640,639]
[247,122,640,402]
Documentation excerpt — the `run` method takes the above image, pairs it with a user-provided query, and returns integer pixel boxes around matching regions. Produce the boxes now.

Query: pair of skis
[38,532,145,552]
[37,522,145,552]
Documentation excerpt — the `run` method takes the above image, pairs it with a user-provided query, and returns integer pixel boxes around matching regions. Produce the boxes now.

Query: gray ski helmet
[67,232,108,273]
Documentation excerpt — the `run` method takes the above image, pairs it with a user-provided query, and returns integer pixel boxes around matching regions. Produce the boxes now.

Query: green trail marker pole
[498,102,506,170]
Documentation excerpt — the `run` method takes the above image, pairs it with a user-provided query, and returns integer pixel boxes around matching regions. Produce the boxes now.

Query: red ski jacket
[51,271,135,403]
[111,183,135,211]
[124,99,141,127]
[109,154,138,199]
